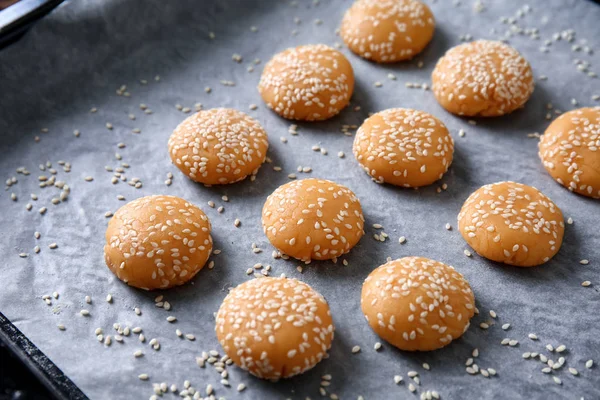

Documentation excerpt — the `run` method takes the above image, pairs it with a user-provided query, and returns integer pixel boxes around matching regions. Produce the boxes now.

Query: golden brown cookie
[340,0,435,63]
[258,44,354,121]
[104,195,212,290]
[539,107,600,199]
[353,108,453,187]
[361,257,475,351]
[262,178,365,261]
[432,40,534,117]
[168,108,269,185]
[458,181,564,267]
[215,277,334,380]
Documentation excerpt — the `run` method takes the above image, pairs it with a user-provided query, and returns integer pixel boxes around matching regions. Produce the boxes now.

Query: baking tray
[0,0,599,399]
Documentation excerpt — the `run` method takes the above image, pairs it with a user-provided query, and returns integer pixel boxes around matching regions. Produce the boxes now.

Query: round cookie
[539,107,600,199]
[104,195,212,290]
[168,108,269,185]
[458,181,564,267]
[353,108,454,187]
[361,257,475,351]
[258,44,355,121]
[340,0,435,63]
[432,40,534,117]
[262,178,365,262]
[215,277,335,380]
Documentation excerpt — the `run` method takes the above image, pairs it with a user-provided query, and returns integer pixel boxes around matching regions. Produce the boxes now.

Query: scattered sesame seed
[394,375,403,384]
[580,259,589,265]
[138,374,149,381]
[423,363,430,371]
[399,236,406,244]
[80,310,90,316]
[352,345,361,354]
[586,360,594,369]
[464,249,472,257]
[528,333,538,340]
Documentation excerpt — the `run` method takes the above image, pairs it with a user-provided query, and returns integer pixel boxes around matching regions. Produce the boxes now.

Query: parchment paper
[1,0,599,399]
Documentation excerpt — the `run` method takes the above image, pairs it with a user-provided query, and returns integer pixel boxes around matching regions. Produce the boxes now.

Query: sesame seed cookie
[361,257,475,351]
[432,40,534,117]
[168,108,269,185]
[262,178,365,262]
[258,44,354,121]
[340,0,435,63]
[353,108,454,187]
[458,182,565,267]
[215,277,335,380]
[539,107,600,199]
[104,195,213,290]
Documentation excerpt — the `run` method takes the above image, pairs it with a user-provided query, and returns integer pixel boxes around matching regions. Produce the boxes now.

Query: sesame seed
[134,350,143,358]
[57,324,65,331]
[80,310,90,316]
[580,259,589,265]
[399,236,406,244]
[464,249,472,257]
[352,345,361,354]
[185,334,195,341]
[374,342,382,351]
[472,348,479,358]
[138,374,149,381]
[553,377,562,385]
[586,360,594,369]
[479,323,489,329]
[167,316,177,323]
[394,375,403,384]
[237,383,246,392]
[489,310,497,318]
[528,333,538,340]
[555,344,567,353]
[407,371,418,378]
[423,363,430,371]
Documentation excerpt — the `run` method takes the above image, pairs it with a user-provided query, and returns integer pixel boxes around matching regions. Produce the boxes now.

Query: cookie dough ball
[353,108,453,187]
[340,0,435,63]
[539,107,600,199]
[258,44,354,121]
[215,277,335,380]
[432,40,534,117]
[458,182,564,267]
[104,195,213,290]
[168,108,269,185]
[361,257,475,351]
[262,178,365,262]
